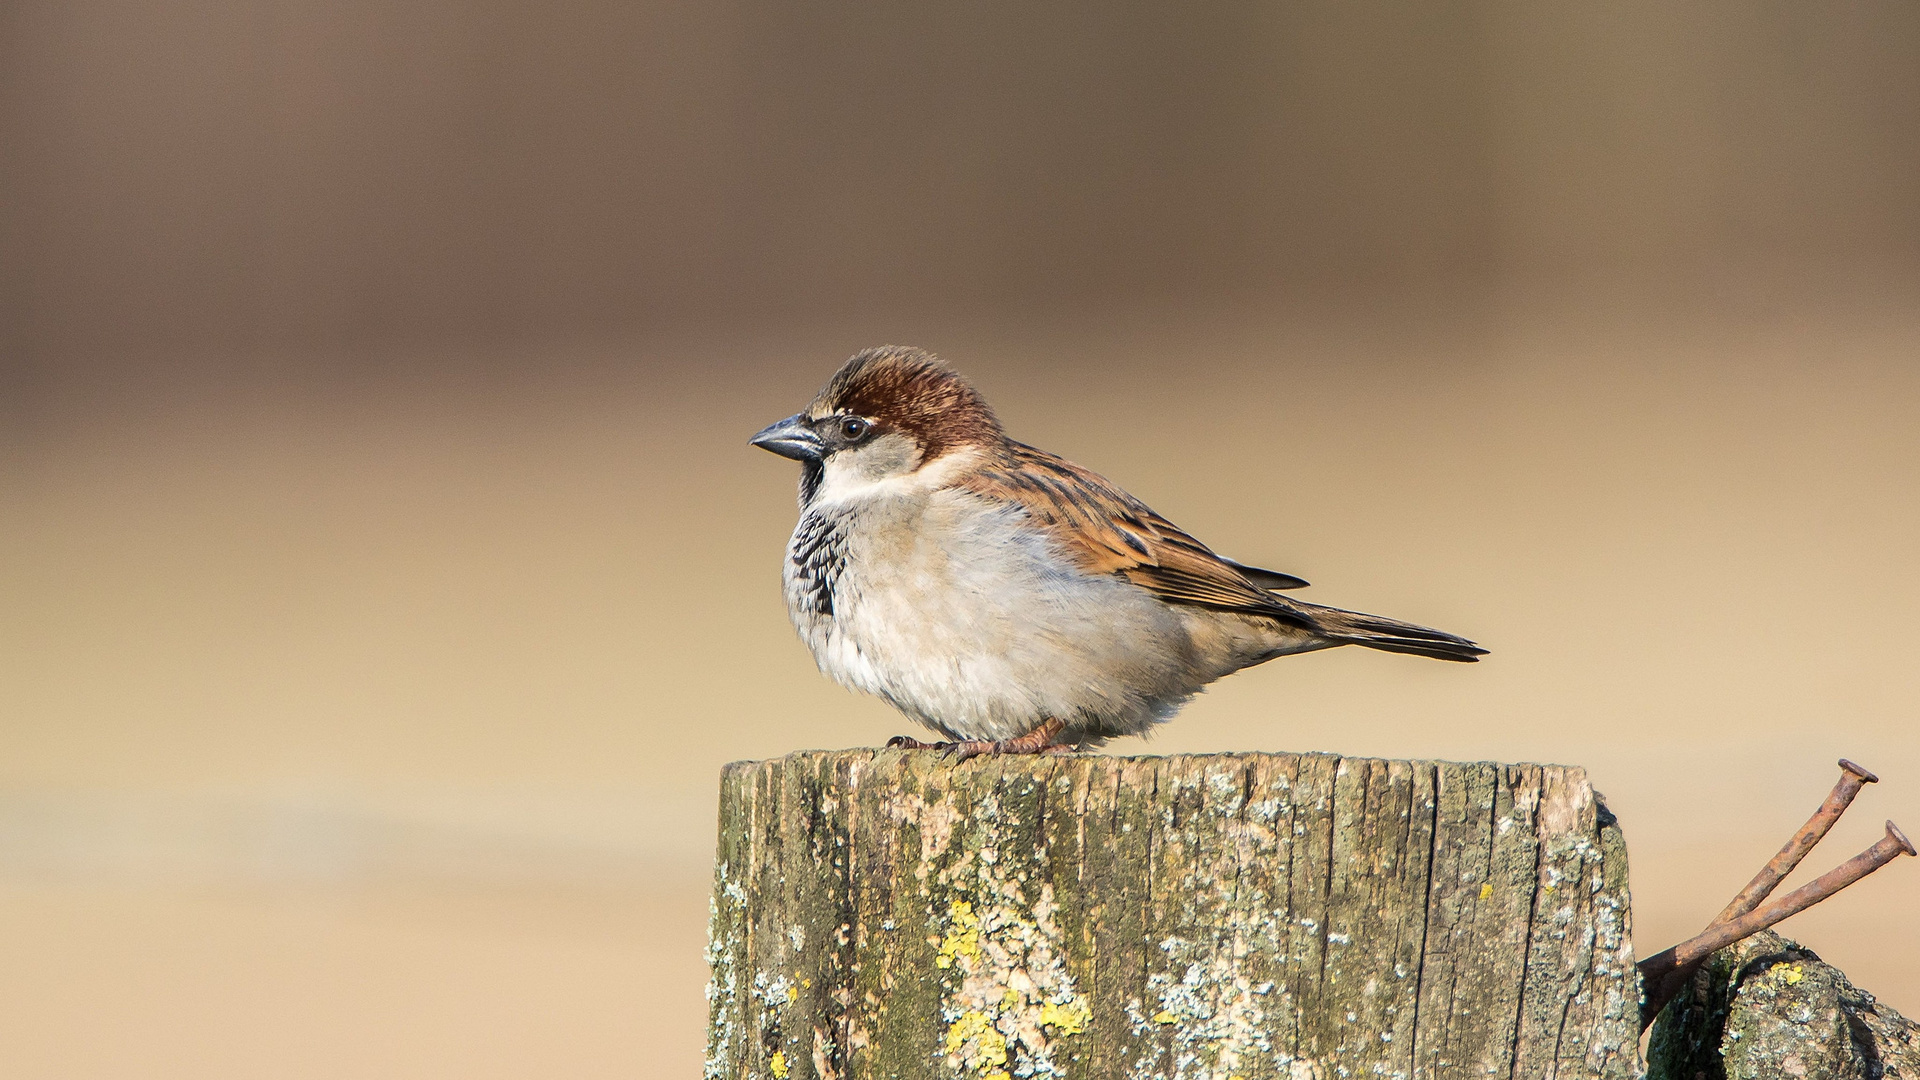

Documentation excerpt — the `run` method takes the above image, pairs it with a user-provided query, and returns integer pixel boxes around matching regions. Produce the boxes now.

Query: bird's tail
[1290,600,1487,662]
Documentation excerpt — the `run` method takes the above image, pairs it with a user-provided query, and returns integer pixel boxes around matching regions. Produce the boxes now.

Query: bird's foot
[886,719,1071,762]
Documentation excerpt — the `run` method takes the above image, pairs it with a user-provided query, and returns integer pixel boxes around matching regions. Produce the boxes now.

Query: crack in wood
[706,750,1639,1080]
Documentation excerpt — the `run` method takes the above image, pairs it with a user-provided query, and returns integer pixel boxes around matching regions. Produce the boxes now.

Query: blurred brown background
[4,1,1918,1076]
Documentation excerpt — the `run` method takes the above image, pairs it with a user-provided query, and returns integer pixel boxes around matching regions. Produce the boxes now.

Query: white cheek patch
[811,443,982,506]
[811,434,917,503]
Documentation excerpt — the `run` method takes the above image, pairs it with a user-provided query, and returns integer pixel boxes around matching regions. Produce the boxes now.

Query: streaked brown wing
[1221,558,1310,591]
[961,442,1309,619]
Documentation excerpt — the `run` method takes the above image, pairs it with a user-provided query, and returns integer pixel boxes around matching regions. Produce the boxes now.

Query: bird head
[750,346,1003,501]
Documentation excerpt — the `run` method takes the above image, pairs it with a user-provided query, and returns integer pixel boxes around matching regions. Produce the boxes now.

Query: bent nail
[1641,819,1914,1029]
[1710,758,1879,926]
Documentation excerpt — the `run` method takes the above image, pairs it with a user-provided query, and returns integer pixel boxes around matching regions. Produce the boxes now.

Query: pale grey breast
[783,485,1227,743]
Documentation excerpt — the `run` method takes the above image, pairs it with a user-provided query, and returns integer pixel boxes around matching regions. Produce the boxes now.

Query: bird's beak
[749,414,824,461]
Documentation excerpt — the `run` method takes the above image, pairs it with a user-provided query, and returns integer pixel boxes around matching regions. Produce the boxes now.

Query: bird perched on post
[750,346,1484,760]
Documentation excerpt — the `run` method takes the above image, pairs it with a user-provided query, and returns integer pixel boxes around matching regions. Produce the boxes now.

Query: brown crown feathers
[807,346,1004,463]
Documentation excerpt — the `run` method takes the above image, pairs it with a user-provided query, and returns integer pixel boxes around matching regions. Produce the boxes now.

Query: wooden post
[704,750,1639,1080]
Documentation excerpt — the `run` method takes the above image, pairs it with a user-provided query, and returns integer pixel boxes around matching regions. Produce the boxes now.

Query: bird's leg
[885,718,1072,762]
[944,717,1071,762]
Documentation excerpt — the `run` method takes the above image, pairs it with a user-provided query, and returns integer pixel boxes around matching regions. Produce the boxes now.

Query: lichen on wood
[1647,929,1920,1080]
[705,750,1639,1080]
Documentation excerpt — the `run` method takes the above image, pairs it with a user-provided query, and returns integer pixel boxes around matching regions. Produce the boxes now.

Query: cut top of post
[705,750,1639,1080]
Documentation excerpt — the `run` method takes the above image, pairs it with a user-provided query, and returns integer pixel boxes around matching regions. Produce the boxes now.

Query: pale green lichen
[704,862,744,1080]
[1126,934,1287,1080]
[733,969,798,1080]
[1118,762,1339,1080]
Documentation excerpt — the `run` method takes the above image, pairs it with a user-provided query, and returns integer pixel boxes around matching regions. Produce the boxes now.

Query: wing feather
[960,442,1313,622]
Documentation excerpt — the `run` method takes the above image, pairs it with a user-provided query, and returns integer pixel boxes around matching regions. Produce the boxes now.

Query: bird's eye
[840,417,870,441]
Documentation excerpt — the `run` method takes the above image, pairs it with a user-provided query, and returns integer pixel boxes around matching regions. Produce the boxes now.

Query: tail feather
[1289,600,1487,663]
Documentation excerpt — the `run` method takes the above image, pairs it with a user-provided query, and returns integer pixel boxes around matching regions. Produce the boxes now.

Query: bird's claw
[885,735,995,759]
[886,719,1072,761]
[884,734,977,756]
[887,737,1030,761]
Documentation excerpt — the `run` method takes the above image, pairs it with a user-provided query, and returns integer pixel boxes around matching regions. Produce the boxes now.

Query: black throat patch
[798,460,824,507]
[789,508,847,618]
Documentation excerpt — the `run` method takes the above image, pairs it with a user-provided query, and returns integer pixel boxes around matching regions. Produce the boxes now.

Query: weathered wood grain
[705,750,1639,1080]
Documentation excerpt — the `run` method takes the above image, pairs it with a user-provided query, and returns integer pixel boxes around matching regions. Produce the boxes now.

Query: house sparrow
[751,346,1484,759]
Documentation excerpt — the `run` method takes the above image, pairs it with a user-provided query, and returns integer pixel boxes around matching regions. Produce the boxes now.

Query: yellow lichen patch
[935,900,984,970]
[934,888,1091,1079]
[944,1010,1009,1071]
[944,1010,990,1055]
[1151,1010,1178,1025]
[1039,998,1091,1036]
[1770,962,1806,986]
[1479,883,1493,900]
[769,1050,790,1079]
[786,986,799,1004]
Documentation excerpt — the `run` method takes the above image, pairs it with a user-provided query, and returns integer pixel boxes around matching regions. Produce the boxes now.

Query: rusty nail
[1709,758,1879,927]
[1641,819,1915,1028]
